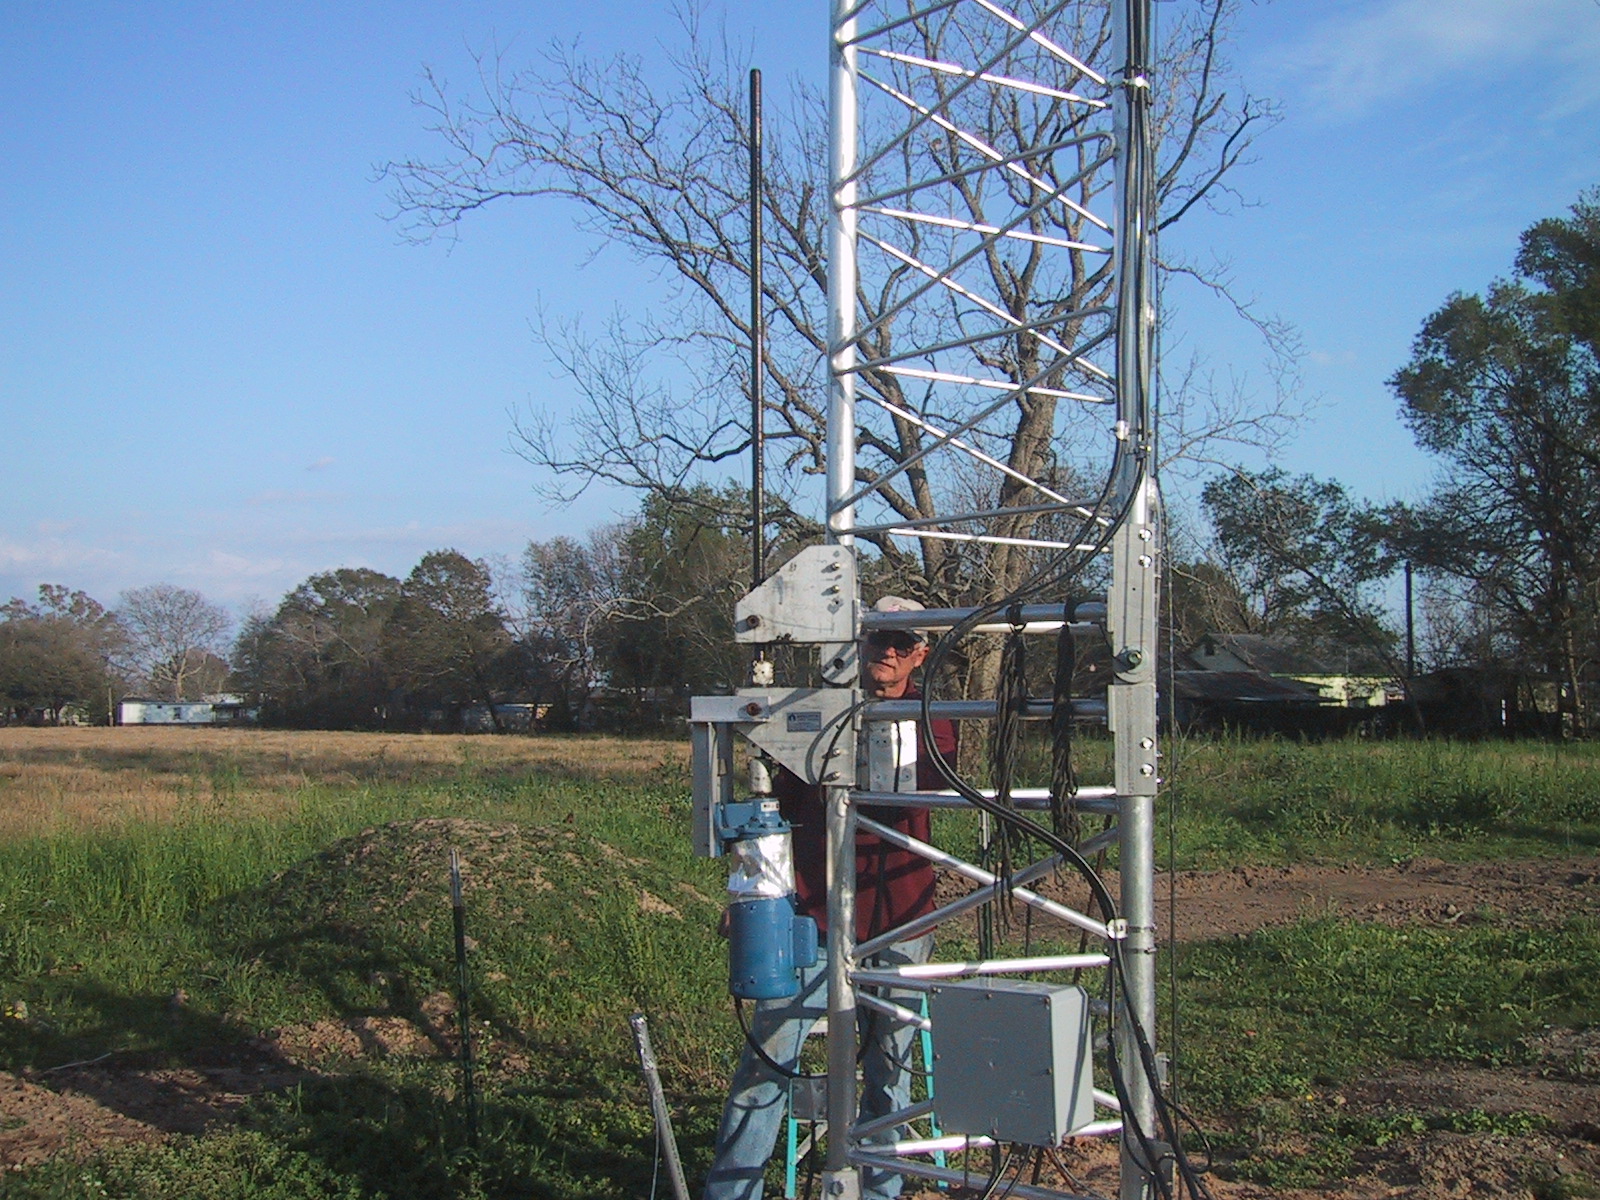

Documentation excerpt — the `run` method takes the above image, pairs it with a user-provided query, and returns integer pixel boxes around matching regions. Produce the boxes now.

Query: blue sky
[2,0,1597,620]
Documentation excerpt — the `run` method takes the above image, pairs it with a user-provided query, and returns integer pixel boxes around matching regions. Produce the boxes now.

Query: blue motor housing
[728,897,820,1000]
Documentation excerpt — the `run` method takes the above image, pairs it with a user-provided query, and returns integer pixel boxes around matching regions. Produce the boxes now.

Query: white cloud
[246,489,336,506]
[1308,348,1360,368]
[0,534,120,573]
[1267,0,1600,121]
[205,550,289,580]
[305,456,336,472]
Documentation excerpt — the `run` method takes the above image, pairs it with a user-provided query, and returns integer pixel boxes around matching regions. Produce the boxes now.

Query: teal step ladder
[783,1005,944,1198]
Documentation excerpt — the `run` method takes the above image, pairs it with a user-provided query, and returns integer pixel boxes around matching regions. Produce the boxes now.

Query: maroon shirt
[776,688,958,942]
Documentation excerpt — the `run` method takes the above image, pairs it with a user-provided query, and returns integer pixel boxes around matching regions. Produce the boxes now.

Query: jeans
[703,933,935,1200]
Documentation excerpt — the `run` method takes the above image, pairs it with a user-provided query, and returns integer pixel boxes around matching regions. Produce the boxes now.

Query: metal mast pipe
[750,68,767,590]
[827,0,860,546]
[825,2,862,1192]
[1110,1,1161,1198]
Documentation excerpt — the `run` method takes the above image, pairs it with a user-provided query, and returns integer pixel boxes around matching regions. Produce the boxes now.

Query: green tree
[384,550,512,728]
[600,490,752,716]
[1388,190,1600,729]
[234,568,402,728]
[0,586,126,723]
[1200,468,1397,663]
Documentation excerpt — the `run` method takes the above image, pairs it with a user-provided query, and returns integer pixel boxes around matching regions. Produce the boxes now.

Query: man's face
[861,630,928,698]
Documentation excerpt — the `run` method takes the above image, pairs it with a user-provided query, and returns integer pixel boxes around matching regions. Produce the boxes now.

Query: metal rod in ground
[450,847,479,1149]
[629,1012,691,1200]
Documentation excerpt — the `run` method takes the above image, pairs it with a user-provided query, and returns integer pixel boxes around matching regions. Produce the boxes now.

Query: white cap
[871,595,929,642]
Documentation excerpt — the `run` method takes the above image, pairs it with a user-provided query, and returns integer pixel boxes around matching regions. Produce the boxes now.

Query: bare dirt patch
[960,854,1600,942]
[0,1044,303,1170]
[903,1124,1600,1200]
[1158,854,1600,941]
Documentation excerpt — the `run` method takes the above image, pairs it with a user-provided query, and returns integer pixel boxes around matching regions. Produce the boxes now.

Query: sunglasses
[864,631,925,654]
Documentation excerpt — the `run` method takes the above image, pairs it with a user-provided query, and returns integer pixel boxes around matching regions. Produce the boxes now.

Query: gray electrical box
[929,979,1095,1146]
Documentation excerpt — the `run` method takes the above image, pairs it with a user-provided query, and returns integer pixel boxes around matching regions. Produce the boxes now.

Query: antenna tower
[693,0,1167,1195]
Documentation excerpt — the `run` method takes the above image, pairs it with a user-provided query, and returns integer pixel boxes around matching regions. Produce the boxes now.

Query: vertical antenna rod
[749,67,767,591]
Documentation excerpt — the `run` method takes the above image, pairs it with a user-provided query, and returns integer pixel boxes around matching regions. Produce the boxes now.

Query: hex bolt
[744,614,762,629]
[1121,648,1143,669]
[743,702,763,717]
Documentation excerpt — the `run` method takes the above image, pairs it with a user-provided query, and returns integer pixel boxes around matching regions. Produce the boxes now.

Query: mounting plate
[734,545,855,645]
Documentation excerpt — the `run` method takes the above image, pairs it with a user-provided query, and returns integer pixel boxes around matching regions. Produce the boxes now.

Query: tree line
[0,492,748,729]
[7,187,1597,731]
[231,497,752,730]
[0,583,232,724]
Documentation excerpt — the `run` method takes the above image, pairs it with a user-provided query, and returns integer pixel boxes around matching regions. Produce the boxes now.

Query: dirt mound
[0,817,716,1171]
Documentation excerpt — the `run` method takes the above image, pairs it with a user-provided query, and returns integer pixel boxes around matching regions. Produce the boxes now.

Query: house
[1163,669,1338,733]
[118,694,258,726]
[1406,666,1561,738]
[1188,633,1397,709]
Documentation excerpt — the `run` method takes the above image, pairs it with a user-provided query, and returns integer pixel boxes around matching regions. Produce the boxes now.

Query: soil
[3,854,1596,1198]
[1155,854,1600,941]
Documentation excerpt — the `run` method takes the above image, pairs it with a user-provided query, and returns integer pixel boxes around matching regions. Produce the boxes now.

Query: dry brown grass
[0,727,688,837]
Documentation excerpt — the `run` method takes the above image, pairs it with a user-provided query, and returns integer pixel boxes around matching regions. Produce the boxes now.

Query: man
[704,597,957,1200]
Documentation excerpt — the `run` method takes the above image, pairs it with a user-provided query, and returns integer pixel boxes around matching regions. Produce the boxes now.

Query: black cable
[1050,608,1081,847]
[988,608,1029,921]
[733,996,823,1081]
[993,1143,1031,1200]
[910,460,1220,1200]
[975,1145,1013,1200]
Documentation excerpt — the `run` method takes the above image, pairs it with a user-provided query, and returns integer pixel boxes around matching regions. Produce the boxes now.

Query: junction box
[929,979,1095,1146]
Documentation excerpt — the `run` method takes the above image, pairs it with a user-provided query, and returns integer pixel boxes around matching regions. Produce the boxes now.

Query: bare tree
[116,584,232,700]
[384,1,1296,611]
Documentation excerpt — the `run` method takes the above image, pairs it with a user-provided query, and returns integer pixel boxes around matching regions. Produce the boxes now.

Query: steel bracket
[734,545,856,644]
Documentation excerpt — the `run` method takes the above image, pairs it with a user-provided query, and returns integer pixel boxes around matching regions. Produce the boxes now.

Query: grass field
[0,727,1596,1198]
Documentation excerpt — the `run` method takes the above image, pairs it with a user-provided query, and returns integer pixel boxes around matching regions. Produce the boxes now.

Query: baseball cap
[870,595,929,643]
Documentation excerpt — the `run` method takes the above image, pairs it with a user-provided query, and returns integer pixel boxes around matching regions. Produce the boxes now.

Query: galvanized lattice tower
[826,0,1159,1195]
[694,0,1162,1195]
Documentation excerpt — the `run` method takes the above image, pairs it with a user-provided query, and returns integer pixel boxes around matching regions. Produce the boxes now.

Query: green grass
[0,756,738,1199]
[1179,916,1600,1105]
[1174,914,1600,1185]
[0,734,1597,1196]
[1163,734,1600,866]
